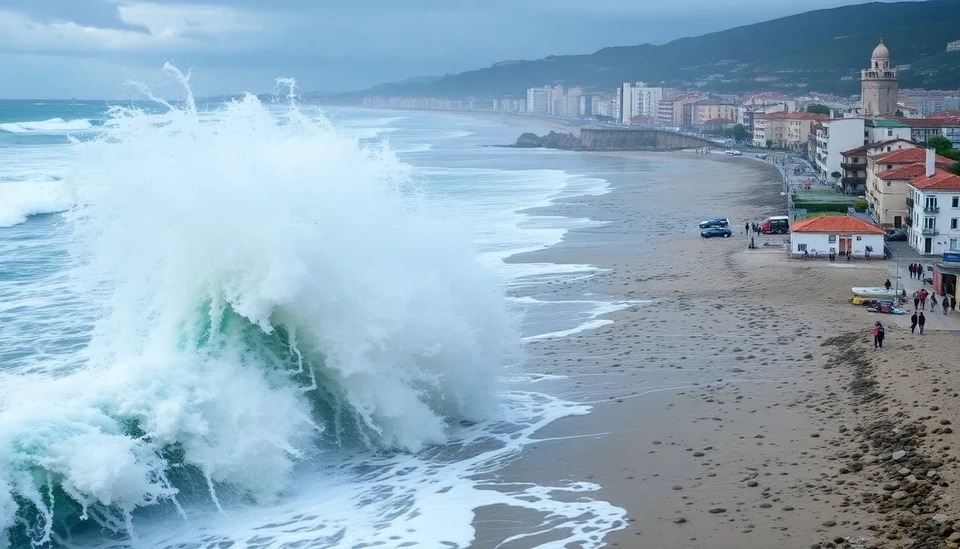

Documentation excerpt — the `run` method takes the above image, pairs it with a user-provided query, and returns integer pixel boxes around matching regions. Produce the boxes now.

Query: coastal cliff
[509,128,717,151]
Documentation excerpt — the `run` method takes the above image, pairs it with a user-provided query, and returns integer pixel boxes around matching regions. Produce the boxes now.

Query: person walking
[745,222,749,235]
[909,263,916,279]
[918,312,927,335]
[919,289,928,310]
[913,290,920,311]
[944,296,950,315]
[951,295,956,313]
[910,311,918,333]
[884,279,892,291]
[873,322,885,348]
[931,292,938,310]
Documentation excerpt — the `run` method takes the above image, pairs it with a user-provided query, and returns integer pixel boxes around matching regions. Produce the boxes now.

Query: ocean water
[0,73,632,548]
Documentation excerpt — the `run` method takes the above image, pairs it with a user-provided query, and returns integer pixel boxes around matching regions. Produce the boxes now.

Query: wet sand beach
[475,151,960,549]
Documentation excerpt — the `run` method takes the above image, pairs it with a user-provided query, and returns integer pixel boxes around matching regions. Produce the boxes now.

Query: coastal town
[363,39,960,320]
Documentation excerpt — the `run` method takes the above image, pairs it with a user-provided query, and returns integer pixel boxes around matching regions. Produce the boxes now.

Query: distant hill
[335,0,960,100]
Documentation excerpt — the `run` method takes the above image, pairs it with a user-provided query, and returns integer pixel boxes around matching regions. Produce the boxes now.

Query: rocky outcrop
[510,131,580,149]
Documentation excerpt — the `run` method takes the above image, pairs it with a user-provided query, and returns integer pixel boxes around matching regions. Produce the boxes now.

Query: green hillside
[339,0,960,99]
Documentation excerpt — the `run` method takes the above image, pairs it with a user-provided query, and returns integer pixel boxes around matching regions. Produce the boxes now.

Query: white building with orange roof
[789,215,886,259]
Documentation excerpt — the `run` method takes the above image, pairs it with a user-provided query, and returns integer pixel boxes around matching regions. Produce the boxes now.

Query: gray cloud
[0,0,883,98]
[0,0,150,33]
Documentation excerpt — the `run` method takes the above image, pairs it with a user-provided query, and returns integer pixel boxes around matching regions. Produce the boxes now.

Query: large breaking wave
[0,65,516,547]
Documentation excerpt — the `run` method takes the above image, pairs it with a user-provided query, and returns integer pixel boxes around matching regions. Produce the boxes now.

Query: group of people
[745,222,763,236]
[911,288,957,314]
[908,263,927,280]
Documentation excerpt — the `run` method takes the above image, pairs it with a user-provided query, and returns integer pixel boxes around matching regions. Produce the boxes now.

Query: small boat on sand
[851,287,899,298]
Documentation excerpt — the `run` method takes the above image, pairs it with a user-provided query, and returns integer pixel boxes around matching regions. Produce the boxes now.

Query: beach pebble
[673,517,687,524]
[892,450,907,461]
[672,485,683,491]
[693,451,705,457]
[891,491,908,500]
[746,480,759,487]
[708,507,726,514]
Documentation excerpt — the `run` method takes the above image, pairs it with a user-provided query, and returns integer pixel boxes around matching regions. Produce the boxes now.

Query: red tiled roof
[892,117,960,128]
[841,139,915,157]
[912,170,960,191]
[791,216,885,234]
[876,163,929,180]
[930,110,960,119]
[755,111,829,121]
[871,148,955,165]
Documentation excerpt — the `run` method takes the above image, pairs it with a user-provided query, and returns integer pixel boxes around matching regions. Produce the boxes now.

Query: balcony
[924,205,940,213]
[905,217,913,227]
[906,197,914,209]
[922,227,939,236]
[840,162,863,170]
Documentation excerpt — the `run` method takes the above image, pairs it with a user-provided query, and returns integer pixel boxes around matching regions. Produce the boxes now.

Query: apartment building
[814,118,865,184]
[907,150,960,254]
[752,112,828,149]
[864,118,911,143]
[842,139,914,196]
[618,82,663,125]
[686,101,736,126]
[867,146,955,228]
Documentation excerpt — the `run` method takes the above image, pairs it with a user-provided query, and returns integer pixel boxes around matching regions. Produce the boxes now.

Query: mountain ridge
[332,0,960,100]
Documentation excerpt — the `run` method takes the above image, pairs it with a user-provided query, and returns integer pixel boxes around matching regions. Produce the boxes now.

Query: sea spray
[0,65,516,546]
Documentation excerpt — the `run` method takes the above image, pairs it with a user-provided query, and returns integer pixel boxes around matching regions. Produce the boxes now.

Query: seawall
[578,129,718,151]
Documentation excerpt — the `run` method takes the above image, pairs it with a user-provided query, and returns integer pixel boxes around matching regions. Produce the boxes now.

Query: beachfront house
[789,215,886,259]
[906,149,960,255]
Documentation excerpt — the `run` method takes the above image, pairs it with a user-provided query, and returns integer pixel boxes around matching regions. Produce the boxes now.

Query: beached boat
[851,287,899,298]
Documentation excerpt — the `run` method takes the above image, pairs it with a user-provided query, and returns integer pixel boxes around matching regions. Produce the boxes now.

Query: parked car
[699,217,730,228]
[884,229,907,242]
[701,227,732,238]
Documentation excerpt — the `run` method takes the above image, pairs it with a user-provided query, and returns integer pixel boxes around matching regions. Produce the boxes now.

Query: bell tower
[860,39,900,116]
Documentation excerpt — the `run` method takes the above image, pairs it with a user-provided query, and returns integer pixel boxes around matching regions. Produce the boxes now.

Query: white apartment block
[526,87,550,115]
[814,118,865,183]
[618,82,663,124]
[907,150,960,254]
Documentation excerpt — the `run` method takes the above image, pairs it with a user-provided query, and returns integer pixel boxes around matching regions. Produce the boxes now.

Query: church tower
[860,39,900,116]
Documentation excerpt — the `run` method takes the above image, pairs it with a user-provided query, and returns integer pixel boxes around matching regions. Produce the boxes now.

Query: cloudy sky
[0,0,877,99]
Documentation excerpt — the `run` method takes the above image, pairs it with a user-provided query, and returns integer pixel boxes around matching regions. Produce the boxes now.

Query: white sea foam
[0,179,72,227]
[0,66,530,547]
[0,117,94,134]
[0,75,630,548]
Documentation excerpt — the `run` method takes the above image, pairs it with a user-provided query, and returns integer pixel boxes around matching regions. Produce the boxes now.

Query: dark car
[884,229,907,242]
[699,217,730,229]
[701,227,732,238]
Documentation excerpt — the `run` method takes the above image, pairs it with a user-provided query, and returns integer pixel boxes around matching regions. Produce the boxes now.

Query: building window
[925,217,937,230]
[953,196,959,208]
[828,235,837,243]
[953,218,959,230]
[887,130,893,136]
[952,239,959,251]
[856,236,862,241]
[797,243,807,252]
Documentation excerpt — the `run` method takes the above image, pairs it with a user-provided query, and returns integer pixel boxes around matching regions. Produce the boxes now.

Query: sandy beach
[473,150,960,549]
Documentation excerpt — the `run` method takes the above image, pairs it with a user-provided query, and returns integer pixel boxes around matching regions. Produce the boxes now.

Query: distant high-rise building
[617,82,663,124]
[860,39,900,116]
[526,87,550,115]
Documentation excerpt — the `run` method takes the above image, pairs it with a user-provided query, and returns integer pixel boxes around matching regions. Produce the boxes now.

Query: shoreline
[473,148,960,548]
